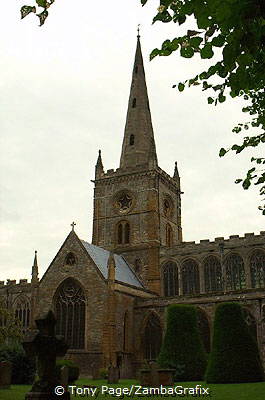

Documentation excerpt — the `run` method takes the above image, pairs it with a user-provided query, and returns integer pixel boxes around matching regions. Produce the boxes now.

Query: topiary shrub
[55,359,80,383]
[206,302,264,383]
[157,304,207,381]
[0,342,35,384]
[98,368,108,379]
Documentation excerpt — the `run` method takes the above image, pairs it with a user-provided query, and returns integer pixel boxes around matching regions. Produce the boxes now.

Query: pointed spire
[95,149,104,179]
[31,250,39,283]
[119,34,158,170]
[173,161,180,180]
[107,251,116,282]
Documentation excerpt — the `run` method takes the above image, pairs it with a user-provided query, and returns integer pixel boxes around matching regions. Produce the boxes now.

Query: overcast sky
[0,1,264,281]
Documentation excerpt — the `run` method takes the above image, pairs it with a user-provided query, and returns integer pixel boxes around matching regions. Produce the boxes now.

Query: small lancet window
[65,252,76,266]
[125,223,130,244]
[135,66,138,74]
[117,221,130,245]
[129,134,135,145]
[132,98,136,108]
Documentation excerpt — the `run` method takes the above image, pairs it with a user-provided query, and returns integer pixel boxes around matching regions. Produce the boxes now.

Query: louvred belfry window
[144,314,162,360]
[204,256,223,292]
[225,254,246,290]
[250,250,265,288]
[182,259,200,295]
[117,221,130,245]
[55,278,86,349]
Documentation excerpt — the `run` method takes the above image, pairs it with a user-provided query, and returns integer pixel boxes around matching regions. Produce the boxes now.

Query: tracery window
[182,259,200,295]
[65,252,76,266]
[144,314,162,360]
[204,256,223,292]
[163,262,178,297]
[197,308,211,353]
[165,224,173,247]
[117,221,130,245]
[225,254,245,291]
[15,298,30,331]
[55,278,86,349]
[250,250,265,288]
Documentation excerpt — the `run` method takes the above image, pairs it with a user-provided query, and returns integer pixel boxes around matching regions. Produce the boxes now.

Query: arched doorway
[144,313,162,361]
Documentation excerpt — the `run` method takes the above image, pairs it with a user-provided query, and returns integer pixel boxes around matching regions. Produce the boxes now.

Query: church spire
[31,250,39,284]
[119,34,158,170]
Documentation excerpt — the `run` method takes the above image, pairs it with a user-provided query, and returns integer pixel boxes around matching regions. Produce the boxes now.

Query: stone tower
[92,34,182,294]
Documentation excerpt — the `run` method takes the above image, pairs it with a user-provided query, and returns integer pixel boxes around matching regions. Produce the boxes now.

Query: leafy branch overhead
[142,0,265,214]
[21,0,55,26]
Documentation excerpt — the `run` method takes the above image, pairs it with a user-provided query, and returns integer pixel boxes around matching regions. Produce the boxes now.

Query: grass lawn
[1,379,265,400]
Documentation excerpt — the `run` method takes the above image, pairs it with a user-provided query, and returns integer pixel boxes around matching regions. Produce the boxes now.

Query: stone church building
[1,35,265,377]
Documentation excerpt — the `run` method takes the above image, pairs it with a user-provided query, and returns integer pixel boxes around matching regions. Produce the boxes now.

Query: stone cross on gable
[71,221,76,231]
[23,310,69,400]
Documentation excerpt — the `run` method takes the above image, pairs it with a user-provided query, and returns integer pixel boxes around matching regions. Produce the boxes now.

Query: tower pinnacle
[119,35,158,170]
[31,250,39,283]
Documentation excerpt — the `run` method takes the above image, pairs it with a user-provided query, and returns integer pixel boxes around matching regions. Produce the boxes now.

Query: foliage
[157,304,207,381]
[0,342,36,384]
[98,367,108,379]
[55,359,80,383]
[20,0,55,26]
[0,304,23,346]
[206,302,264,383]
[142,0,265,214]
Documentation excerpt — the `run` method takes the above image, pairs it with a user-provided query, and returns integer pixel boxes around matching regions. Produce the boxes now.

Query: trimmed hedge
[157,304,207,381]
[55,359,80,383]
[206,302,264,383]
[0,342,35,384]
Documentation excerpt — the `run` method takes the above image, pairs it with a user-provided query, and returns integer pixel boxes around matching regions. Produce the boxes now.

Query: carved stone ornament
[115,192,133,214]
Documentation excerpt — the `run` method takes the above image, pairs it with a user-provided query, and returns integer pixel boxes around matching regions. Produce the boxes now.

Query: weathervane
[137,24,140,38]
[71,221,76,231]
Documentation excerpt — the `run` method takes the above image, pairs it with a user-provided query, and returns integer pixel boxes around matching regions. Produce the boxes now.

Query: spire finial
[71,221,76,231]
[137,24,140,38]
[32,250,39,283]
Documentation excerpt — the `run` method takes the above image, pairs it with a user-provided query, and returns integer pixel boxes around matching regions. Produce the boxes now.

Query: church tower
[92,34,182,294]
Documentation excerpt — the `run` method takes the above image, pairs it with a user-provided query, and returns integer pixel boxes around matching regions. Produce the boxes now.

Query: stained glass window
[163,262,178,297]
[182,259,200,295]
[225,254,245,290]
[204,256,223,292]
[250,250,265,288]
[55,278,86,349]
[144,314,162,360]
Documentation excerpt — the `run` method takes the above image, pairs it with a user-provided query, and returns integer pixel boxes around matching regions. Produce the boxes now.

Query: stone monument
[0,360,12,389]
[23,310,70,400]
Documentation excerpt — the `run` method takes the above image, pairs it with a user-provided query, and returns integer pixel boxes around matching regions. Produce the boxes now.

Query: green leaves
[219,148,227,157]
[178,83,185,92]
[21,0,55,25]
[21,6,36,19]
[36,0,47,7]
[180,46,194,58]
[208,97,214,104]
[200,44,214,59]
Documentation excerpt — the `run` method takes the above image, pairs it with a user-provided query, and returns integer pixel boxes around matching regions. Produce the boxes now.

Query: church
[0,34,265,378]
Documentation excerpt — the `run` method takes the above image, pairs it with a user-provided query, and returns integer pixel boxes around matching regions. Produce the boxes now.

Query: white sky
[0,1,264,281]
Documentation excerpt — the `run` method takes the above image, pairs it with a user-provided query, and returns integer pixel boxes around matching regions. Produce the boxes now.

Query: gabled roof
[81,240,144,289]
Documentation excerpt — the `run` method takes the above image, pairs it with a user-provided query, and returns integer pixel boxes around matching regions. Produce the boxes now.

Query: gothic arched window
[117,221,130,245]
[14,297,30,331]
[163,262,178,297]
[182,259,200,295]
[165,224,173,247]
[129,134,135,145]
[204,256,223,292]
[144,314,162,360]
[65,252,76,266]
[54,278,86,349]
[197,308,211,353]
[123,312,130,352]
[225,254,245,291]
[250,250,265,288]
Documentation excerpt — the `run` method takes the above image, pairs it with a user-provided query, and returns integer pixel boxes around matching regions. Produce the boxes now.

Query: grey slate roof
[81,240,144,289]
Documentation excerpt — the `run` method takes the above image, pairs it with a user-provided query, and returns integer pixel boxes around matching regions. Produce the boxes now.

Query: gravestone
[23,310,70,400]
[59,366,69,388]
[107,365,119,384]
[0,360,12,389]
